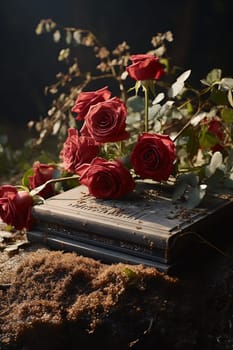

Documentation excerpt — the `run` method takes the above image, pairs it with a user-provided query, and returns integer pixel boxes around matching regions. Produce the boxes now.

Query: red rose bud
[60,128,100,173]
[0,185,33,230]
[80,97,130,143]
[130,132,176,181]
[71,86,112,121]
[77,157,135,199]
[29,161,57,199]
[126,54,165,81]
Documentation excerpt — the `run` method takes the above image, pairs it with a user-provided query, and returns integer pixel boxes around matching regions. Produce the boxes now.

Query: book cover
[27,181,233,272]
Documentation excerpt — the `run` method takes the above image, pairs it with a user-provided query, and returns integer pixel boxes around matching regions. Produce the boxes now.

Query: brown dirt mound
[0,248,233,350]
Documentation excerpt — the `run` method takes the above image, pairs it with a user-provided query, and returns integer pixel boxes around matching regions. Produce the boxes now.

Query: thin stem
[177,86,212,111]
[172,106,201,142]
[143,85,149,132]
[172,85,214,142]
[30,175,79,197]
[118,141,123,156]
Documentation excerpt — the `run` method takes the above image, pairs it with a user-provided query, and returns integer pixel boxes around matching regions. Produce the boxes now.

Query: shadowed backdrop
[0,0,232,145]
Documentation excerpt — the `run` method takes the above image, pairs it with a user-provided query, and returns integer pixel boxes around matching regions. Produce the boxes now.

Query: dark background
[0,0,232,145]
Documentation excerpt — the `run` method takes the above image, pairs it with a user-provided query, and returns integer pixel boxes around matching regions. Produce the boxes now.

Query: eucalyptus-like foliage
[3,19,232,208]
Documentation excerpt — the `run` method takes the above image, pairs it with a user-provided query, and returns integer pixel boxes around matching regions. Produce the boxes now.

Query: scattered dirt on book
[0,245,233,350]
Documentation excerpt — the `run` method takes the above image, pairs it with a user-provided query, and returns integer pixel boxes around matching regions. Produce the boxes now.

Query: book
[27,181,233,272]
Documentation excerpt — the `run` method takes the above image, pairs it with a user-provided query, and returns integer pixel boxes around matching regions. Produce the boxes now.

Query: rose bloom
[0,185,33,230]
[29,161,56,199]
[130,133,176,181]
[60,128,100,173]
[77,157,135,199]
[126,54,165,81]
[80,97,130,143]
[208,118,224,152]
[71,86,112,121]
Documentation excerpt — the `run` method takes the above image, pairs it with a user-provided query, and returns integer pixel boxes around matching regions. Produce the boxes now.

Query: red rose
[60,128,100,173]
[71,86,112,121]
[126,54,165,81]
[77,157,135,199]
[29,161,56,199]
[0,185,33,230]
[201,117,224,153]
[208,119,224,152]
[130,133,176,181]
[80,97,130,143]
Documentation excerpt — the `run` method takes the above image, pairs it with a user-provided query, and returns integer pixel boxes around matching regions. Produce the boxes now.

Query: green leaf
[210,88,228,105]
[152,92,165,104]
[227,90,233,108]
[199,129,219,149]
[184,128,200,159]
[159,57,169,69]
[168,80,184,98]
[220,77,233,90]
[172,173,199,202]
[221,108,233,123]
[168,70,191,98]
[190,112,207,127]
[186,101,194,114]
[173,173,206,208]
[172,180,187,201]
[180,173,199,187]
[21,168,34,188]
[205,152,223,177]
[148,104,161,120]
[176,69,191,83]
[126,112,141,126]
[126,95,144,112]
[183,185,206,209]
[206,68,222,85]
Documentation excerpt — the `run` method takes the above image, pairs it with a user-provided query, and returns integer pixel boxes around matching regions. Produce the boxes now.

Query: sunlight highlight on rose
[77,157,135,199]
[60,128,100,173]
[130,133,176,181]
[71,86,112,121]
[29,161,56,199]
[126,54,165,81]
[0,185,33,230]
[80,97,129,143]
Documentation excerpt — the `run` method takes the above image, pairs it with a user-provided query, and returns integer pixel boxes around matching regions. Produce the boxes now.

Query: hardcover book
[27,181,233,272]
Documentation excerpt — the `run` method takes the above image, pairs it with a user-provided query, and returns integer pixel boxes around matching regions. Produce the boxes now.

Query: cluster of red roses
[60,55,176,200]
[60,92,176,199]
[0,54,176,231]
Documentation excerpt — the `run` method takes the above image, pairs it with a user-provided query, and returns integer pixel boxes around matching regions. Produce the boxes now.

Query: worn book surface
[27,181,233,272]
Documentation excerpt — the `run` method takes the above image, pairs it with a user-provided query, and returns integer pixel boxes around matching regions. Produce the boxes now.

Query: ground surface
[0,226,233,350]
